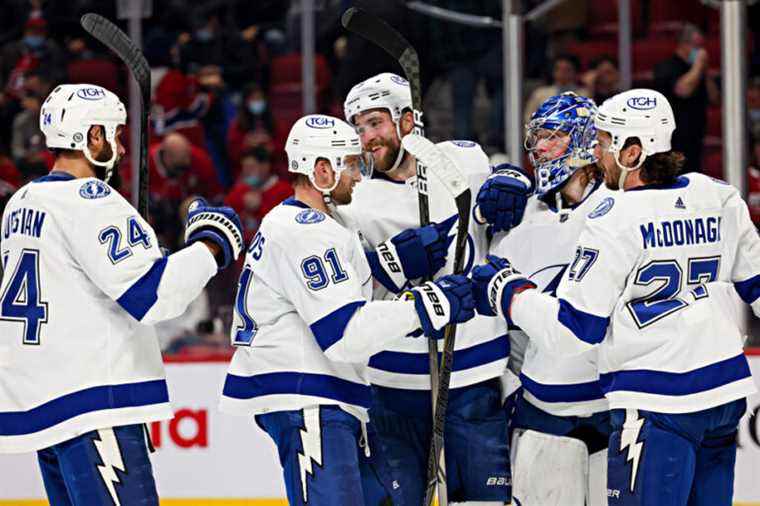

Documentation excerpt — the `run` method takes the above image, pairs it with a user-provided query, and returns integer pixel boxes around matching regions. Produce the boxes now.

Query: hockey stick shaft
[80,13,151,219]
[340,8,449,505]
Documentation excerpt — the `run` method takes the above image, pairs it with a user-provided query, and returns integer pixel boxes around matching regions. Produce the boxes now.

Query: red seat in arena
[706,106,722,138]
[703,150,723,180]
[565,40,618,69]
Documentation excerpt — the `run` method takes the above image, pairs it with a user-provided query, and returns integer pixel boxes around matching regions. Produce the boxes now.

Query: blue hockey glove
[184,198,244,270]
[406,274,475,337]
[472,255,536,326]
[474,164,533,234]
[368,215,456,292]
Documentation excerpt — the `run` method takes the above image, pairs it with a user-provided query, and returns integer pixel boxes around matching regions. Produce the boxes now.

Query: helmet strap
[389,120,406,171]
[614,148,646,190]
[82,132,118,183]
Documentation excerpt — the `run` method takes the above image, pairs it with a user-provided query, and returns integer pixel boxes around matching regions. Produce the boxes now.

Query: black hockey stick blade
[341,7,423,115]
[81,13,151,219]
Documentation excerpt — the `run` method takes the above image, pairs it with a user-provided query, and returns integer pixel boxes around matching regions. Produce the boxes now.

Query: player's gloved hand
[472,255,536,326]
[184,198,244,270]
[372,215,456,291]
[406,274,475,337]
[474,164,533,234]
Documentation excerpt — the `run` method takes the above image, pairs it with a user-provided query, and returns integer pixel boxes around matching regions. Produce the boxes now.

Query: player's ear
[623,143,643,168]
[313,158,335,188]
[87,125,104,147]
[399,110,414,136]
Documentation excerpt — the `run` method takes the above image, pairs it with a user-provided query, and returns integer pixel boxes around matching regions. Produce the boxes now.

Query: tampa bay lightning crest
[588,197,614,219]
[79,180,111,199]
[296,209,326,224]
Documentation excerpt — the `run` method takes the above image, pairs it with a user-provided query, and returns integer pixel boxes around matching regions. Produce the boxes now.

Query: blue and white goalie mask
[525,92,598,197]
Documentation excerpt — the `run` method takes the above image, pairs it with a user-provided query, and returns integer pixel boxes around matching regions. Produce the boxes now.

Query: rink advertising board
[2,353,760,505]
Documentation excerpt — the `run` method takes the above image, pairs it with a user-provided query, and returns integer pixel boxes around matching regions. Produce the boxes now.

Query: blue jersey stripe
[0,380,169,436]
[310,301,366,352]
[599,353,752,397]
[222,371,371,408]
[734,274,760,304]
[520,373,605,403]
[557,299,609,345]
[368,334,509,375]
[117,258,168,321]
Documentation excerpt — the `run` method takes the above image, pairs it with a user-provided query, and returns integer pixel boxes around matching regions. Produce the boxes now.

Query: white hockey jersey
[338,141,508,390]
[219,198,422,422]
[0,172,218,453]
[491,180,611,416]
[512,173,759,414]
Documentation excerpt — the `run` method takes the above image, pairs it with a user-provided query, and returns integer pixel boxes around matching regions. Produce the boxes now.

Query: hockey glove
[369,215,456,292]
[184,198,244,270]
[472,255,536,326]
[406,274,475,337]
[474,164,533,234]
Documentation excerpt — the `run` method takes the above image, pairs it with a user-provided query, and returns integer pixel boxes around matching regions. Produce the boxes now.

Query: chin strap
[82,136,119,183]
[389,121,406,171]
[614,150,646,190]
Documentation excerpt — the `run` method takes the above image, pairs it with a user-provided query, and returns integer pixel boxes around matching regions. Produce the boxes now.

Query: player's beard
[92,141,123,185]
[369,137,401,173]
[330,174,355,205]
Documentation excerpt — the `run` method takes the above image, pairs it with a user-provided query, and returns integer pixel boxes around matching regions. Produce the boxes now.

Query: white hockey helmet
[285,114,370,193]
[595,89,676,187]
[344,72,413,126]
[40,83,127,181]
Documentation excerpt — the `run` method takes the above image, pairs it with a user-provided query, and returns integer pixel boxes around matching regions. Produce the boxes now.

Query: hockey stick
[341,8,471,506]
[80,13,151,219]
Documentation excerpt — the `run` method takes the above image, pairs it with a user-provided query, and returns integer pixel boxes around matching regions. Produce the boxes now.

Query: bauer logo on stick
[76,87,106,101]
[305,116,336,129]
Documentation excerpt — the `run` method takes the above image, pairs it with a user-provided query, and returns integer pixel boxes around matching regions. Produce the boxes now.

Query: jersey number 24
[0,249,48,345]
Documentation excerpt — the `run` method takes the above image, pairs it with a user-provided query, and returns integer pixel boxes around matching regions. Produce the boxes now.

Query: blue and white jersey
[338,141,508,390]
[0,172,218,453]
[220,198,421,422]
[491,180,612,416]
[512,173,759,414]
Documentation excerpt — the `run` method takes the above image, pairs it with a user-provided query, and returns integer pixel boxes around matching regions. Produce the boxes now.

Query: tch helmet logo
[626,96,657,110]
[305,116,335,129]
[76,87,107,100]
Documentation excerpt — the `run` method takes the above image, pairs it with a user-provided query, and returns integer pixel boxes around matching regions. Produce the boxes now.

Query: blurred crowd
[1,0,759,354]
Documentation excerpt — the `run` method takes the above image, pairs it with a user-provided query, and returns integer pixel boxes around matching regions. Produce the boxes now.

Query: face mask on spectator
[244,175,263,187]
[195,29,214,42]
[248,100,267,115]
[24,35,45,49]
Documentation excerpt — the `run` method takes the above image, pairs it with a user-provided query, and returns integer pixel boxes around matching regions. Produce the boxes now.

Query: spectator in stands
[0,18,64,98]
[196,63,233,187]
[224,146,292,243]
[748,137,760,226]
[149,132,224,205]
[153,57,210,149]
[10,69,51,162]
[227,82,275,176]
[583,55,620,106]
[654,23,719,174]
[749,77,760,141]
[524,54,589,123]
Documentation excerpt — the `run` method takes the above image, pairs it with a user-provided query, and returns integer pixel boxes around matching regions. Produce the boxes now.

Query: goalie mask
[525,92,598,197]
[40,84,127,183]
[286,114,372,199]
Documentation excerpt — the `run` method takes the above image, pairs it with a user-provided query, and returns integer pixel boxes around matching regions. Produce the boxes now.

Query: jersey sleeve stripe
[222,371,371,408]
[309,301,366,352]
[599,353,751,396]
[557,298,609,345]
[368,334,508,374]
[520,373,605,403]
[0,380,169,436]
[734,273,760,304]
[116,258,168,321]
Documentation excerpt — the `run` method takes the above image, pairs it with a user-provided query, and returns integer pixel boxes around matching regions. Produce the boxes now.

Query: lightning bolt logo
[93,428,126,506]
[298,408,323,503]
[619,409,645,493]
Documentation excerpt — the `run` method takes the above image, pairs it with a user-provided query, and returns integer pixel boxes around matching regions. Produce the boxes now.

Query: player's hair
[622,137,685,184]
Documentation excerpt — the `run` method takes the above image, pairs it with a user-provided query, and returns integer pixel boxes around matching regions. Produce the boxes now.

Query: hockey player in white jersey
[472,89,759,506]
[0,84,244,505]
[340,72,523,504]
[218,114,476,506]
[479,92,612,506]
